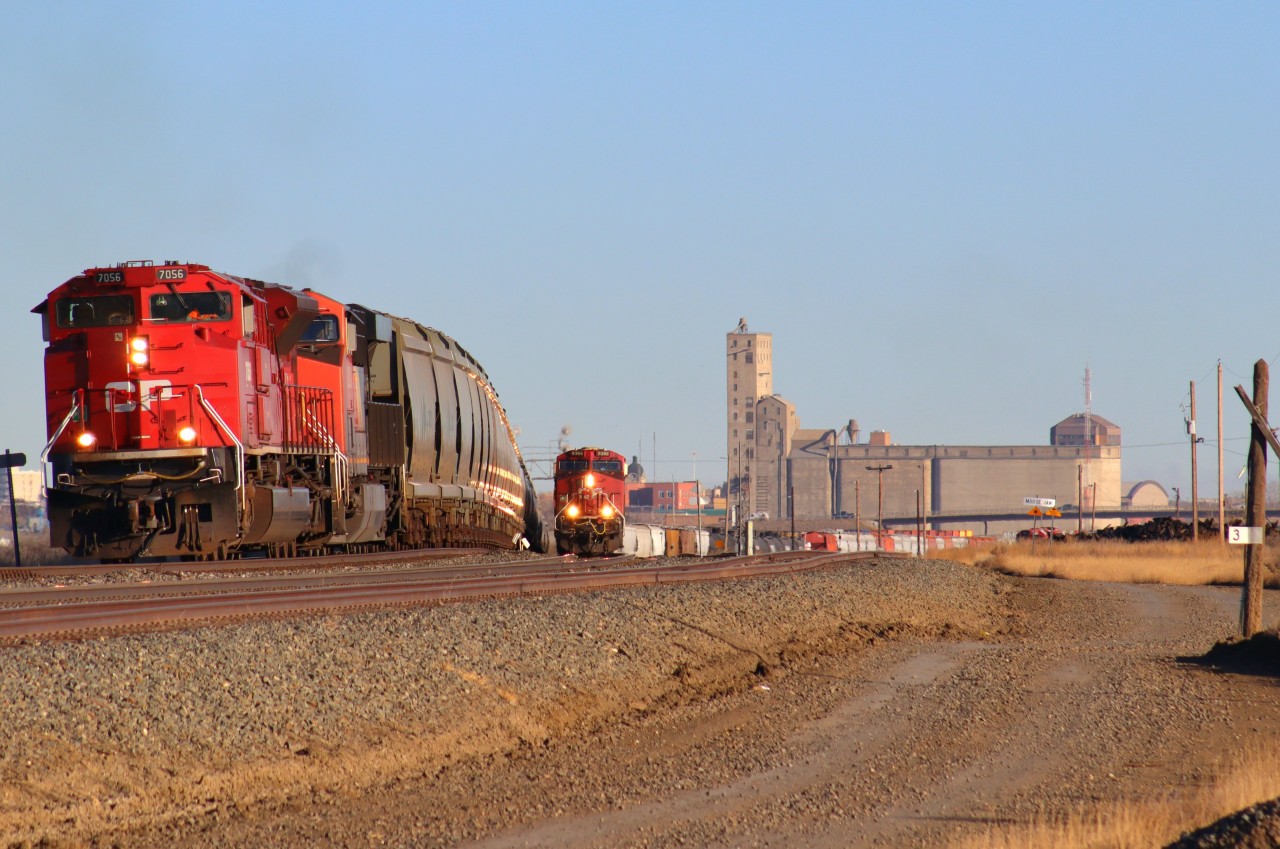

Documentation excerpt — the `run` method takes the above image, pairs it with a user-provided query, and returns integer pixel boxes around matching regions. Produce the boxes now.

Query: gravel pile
[0,556,1006,846]
[1167,797,1280,849]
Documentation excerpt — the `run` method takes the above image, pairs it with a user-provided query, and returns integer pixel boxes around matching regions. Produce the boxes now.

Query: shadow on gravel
[1178,631,1280,680]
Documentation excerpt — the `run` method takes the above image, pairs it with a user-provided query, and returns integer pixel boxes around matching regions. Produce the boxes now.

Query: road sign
[1027,508,1043,517]
[0,452,25,469]
[1229,526,1264,545]
[1023,497,1056,508]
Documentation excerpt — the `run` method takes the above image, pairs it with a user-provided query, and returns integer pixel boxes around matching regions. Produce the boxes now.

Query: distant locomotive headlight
[76,431,96,448]
[585,473,595,488]
[600,504,615,519]
[566,504,581,519]
[129,336,150,367]
[178,425,198,443]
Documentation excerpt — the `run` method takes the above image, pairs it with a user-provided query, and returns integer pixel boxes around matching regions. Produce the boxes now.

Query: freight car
[34,260,545,561]
[553,446,625,556]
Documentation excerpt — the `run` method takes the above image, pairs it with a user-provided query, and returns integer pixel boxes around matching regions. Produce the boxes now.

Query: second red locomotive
[553,447,626,556]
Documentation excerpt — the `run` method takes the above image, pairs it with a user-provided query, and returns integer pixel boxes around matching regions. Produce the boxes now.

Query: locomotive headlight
[129,336,149,367]
[76,431,96,448]
[178,425,198,443]
[585,473,595,488]
[566,504,581,519]
[600,504,614,519]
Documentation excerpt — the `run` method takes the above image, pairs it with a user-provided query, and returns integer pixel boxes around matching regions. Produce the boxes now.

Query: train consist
[34,260,545,561]
[553,446,626,556]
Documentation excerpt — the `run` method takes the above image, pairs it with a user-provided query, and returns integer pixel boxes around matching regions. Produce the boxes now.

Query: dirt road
[77,561,1276,849]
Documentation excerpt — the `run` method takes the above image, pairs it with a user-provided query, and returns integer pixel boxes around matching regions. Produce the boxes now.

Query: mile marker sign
[1023,497,1056,508]
[1229,526,1264,545]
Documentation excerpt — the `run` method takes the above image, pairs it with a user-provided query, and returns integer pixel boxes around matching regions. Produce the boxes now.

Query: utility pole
[866,464,893,542]
[789,485,795,550]
[915,489,922,556]
[1190,380,1200,541]
[855,480,861,550]
[1236,361,1271,637]
[1077,464,1083,535]
[1219,362,1226,542]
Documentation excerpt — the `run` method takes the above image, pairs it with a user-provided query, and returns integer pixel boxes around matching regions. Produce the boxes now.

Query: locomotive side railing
[39,389,83,493]
[281,384,348,508]
[194,384,246,518]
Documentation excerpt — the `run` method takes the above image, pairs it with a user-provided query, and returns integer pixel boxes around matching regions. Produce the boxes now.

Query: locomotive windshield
[56,295,135,328]
[591,459,623,474]
[557,459,589,474]
[149,291,232,323]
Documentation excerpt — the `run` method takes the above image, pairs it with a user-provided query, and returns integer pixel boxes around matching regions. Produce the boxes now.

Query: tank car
[34,260,544,561]
[553,446,626,556]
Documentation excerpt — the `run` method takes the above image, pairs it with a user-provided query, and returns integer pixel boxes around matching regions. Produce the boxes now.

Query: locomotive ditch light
[178,425,198,443]
[600,504,614,519]
[566,504,581,519]
[129,336,149,367]
[76,431,96,449]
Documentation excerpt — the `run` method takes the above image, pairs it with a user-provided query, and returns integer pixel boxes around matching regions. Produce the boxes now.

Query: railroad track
[0,550,897,644]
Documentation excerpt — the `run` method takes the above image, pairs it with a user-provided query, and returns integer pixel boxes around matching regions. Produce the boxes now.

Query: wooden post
[1218,361,1226,542]
[1190,380,1199,542]
[1243,360,1268,637]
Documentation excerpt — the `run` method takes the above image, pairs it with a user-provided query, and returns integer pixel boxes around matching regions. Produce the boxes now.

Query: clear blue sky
[3,3,1278,496]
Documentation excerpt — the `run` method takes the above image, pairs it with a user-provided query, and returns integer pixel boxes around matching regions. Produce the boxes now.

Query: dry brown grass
[0,530,76,567]
[943,538,1280,848]
[935,538,1274,587]
[955,740,1280,849]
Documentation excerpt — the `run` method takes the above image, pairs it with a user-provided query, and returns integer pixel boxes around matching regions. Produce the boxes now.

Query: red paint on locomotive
[553,447,626,556]
[34,260,544,561]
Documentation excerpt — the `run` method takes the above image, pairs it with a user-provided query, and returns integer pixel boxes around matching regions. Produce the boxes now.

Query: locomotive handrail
[302,407,347,509]
[38,389,83,494]
[282,383,348,509]
[194,384,246,519]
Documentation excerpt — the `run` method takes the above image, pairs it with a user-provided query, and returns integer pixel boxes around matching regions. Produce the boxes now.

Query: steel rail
[0,555,574,606]
[0,551,890,642]
[0,546,493,582]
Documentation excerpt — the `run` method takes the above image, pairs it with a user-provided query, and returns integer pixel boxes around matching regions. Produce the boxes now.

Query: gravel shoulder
[0,556,1271,848]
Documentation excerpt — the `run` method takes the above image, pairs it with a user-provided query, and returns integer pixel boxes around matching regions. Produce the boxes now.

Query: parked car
[1017,527,1066,541]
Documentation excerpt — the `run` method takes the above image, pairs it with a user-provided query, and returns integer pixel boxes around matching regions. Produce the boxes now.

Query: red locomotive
[34,260,545,561]
[553,447,626,556]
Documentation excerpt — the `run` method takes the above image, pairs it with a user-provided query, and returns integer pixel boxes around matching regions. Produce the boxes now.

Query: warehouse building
[727,321,1122,534]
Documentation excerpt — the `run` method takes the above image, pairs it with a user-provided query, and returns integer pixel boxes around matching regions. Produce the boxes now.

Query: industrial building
[727,320,1124,534]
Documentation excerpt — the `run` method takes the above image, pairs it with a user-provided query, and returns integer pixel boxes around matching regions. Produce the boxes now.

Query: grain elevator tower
[726,318,772,519]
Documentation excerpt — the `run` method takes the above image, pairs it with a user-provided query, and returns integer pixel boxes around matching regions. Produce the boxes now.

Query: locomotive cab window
[591,459,623,475]
[149,291,232,323]
[300,315,340,344]
[56,295,135,328]
[557,459,589,474]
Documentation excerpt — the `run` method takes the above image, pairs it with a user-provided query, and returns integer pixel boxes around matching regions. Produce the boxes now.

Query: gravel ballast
[0,556,1008,845]
[4,554,1277,848]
